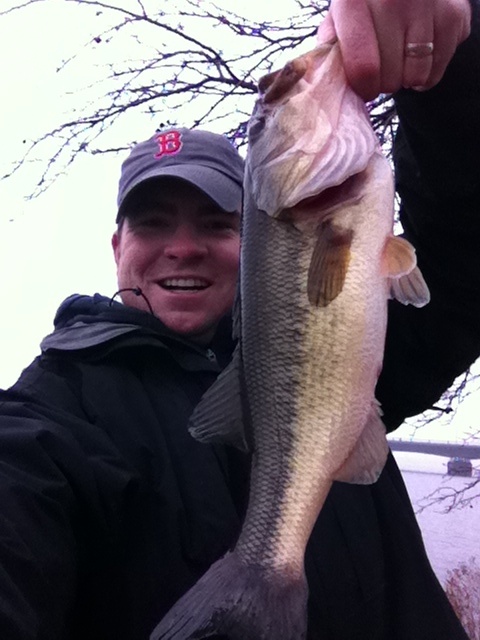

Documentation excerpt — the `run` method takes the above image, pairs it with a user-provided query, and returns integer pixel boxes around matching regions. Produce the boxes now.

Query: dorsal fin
[189,344,250,452]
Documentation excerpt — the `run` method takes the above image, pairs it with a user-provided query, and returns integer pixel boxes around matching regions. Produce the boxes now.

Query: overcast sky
[0,2,121,387]
[0,1,478,446]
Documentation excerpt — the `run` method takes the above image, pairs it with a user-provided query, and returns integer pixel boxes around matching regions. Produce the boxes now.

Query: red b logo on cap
[154,131,183,158]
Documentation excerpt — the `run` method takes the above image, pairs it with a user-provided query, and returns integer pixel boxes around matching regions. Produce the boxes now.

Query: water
[394,451,480,585]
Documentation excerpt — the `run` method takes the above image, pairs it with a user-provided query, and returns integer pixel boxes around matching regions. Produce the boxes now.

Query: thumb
[317,11,337,45]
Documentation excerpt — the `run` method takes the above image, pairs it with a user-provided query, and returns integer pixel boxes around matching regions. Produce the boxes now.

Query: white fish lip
[158,277,211,290]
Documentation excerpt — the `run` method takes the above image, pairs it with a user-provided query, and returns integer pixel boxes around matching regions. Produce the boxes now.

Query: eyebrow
[133,198,231,216]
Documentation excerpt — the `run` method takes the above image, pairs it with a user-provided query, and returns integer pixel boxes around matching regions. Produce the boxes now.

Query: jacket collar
[40,294,235,370]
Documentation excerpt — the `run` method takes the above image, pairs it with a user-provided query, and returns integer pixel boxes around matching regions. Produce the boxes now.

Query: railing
[387,438,480,459]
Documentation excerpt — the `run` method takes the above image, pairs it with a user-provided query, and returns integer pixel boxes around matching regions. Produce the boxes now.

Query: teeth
[161,278,208,289]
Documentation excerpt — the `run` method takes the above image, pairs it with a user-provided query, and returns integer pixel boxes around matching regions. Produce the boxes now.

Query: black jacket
[1,9,479,640]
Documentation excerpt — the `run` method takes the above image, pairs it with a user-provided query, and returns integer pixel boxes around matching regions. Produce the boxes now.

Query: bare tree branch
[1,0,328,195]
[416,477,480,513]
[0,0,42,14]
[1,0,396,196]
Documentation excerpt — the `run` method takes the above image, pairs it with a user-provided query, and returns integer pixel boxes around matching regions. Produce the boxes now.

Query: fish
[150,38,430,640]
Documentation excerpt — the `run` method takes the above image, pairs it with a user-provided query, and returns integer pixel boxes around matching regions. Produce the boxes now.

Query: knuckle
[348,63,380,99]
[351,60,380,85]
[341,47,381,98]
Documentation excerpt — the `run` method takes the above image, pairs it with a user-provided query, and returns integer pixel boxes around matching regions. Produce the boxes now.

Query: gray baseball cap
[116,127,244,222]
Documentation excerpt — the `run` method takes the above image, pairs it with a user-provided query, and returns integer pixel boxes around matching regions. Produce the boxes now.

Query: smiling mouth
[159,278,211,292]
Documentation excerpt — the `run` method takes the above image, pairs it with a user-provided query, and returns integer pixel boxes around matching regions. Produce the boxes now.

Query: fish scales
[237,195,313,571]
[237,155,393,570]
[150,40,430,640]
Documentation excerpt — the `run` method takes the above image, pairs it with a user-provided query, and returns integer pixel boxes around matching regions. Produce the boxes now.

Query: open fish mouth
[278,171,366,232]
[293,172,364,213]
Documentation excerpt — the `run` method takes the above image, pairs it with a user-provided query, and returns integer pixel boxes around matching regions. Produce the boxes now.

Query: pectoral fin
[381,235,417,277]
[333,400,389,484]
[389,266,430,307]
[308,221,353,307]
[381,236,430,307]
[189,343,250,453]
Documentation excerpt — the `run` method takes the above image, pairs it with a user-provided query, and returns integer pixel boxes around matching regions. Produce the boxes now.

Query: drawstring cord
[109,287,155,316]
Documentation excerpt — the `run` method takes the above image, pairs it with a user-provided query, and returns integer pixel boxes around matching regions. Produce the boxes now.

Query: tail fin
[150,551,308,640]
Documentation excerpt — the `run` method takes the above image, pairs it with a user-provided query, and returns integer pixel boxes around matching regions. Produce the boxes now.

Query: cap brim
[117,165,242,221]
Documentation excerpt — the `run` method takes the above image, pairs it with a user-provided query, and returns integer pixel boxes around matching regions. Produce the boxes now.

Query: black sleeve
[0,360,113,639]
[377,1,480,430]
[0,403,77,638]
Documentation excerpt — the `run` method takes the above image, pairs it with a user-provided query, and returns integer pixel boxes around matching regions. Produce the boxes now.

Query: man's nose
[164,225,208,260]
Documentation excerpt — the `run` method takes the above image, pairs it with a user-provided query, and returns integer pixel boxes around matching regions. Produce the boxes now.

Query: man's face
[112,179,241,343]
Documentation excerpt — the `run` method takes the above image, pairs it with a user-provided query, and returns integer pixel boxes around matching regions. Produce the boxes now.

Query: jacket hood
[40,294,234,365]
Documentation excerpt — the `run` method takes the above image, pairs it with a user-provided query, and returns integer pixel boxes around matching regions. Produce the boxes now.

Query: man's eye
[204,218,238,232]
[205,221,228,230]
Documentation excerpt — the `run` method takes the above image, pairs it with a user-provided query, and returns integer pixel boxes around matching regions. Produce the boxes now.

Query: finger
[459,2,472,41]
[402,22,435,90]
[447,0,473,42]
[422,0,472,90]
[369,4,406,95]
[425,29,460,89]
[330,0,381,100]
[317,11,337,45]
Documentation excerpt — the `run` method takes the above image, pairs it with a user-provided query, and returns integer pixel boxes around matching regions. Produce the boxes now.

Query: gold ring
[405,42,434,58]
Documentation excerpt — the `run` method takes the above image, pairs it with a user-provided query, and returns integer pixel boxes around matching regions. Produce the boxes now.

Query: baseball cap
[116,127,244,222]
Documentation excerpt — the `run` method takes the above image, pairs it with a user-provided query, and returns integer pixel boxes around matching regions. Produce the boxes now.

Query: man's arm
[0,398,78,637]
[377,1,480,429]
[0,360,111,638]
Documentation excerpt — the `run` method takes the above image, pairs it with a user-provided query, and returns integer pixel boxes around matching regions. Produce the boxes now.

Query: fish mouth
[280,172,365,226]
[248,42,379,218]
[298,173,363,210]
[158,277,211,292]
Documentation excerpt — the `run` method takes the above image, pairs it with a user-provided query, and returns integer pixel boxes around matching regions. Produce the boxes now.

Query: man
[0,1,478,639]
[0,129,244,640]
[112,128,242,341]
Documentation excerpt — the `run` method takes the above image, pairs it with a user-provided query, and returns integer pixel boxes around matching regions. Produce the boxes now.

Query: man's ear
[112,231,120,265]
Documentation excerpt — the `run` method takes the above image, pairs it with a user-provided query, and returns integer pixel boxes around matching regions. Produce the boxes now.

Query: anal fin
[334,400,389,484]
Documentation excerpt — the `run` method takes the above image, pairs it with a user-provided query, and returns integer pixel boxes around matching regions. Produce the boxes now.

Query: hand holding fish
[318,0,472,100]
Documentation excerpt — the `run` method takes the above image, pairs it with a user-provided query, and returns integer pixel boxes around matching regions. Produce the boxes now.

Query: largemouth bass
[151,39,430,640]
